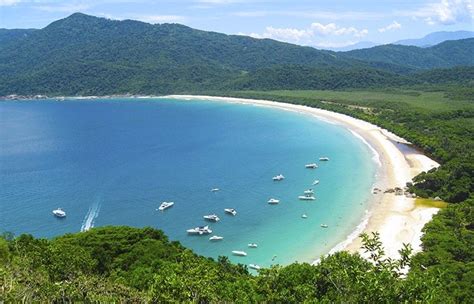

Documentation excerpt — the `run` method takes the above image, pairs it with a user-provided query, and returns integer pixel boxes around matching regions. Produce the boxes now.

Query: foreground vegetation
[0,225,468,302]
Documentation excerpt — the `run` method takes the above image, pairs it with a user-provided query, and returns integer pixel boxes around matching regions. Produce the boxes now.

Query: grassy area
[230,89,473,113]
[415,198,449,208]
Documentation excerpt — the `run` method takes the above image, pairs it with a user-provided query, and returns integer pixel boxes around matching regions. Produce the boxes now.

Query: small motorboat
[209,235,224,241]
[320,224,329,228]
[272,174,285,181]
[304,189,314,195]
[232,250,247,256]
[224,208,237,216]
[305,163,318,169]
[267,198,280,204]
[249,264,261,270]
[210,188,220,192]
[158,201,174,211]
[248,243,258,248]
[187,225,213,235]
[312,180,320,185]
[52,208,66,218]
[319,157,330,161]
[301,214,308,219]
[203,214,220,222]
[298,195,316,200]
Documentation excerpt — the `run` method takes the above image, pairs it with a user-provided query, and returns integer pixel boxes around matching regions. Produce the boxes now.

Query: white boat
[232,250,247,256]
[305,163,318,169]
[249,264,261,270]
[203,214,220,222]
[312,180,320,185]
[248,243,258,248]
[224,208,237,216]
[52,208,66,218]
[267,198,280,204]
[272,174,285,181]
[158,201,174,211]
[209,235,224,241]
[187,225,213,235]
[301,214,308,219]
[320,224,329,228]
[298,195,316,200]
[304,189,314,195]
[210,188,220,192]
[319,157,330,161]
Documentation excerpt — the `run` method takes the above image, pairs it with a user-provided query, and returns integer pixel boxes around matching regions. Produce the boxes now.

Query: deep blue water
[0,97,376,267]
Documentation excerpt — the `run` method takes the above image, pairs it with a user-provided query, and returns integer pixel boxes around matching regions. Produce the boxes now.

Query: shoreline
[165,95,440,261]
[3,94,441,261]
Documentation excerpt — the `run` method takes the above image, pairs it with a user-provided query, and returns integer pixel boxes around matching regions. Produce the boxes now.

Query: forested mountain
[342,38,474,70]
[1,13,473,96]
[0,28,36,44]
[394,30,474,47]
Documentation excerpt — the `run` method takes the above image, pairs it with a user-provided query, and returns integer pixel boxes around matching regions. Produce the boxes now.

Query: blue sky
[1,0,473,48]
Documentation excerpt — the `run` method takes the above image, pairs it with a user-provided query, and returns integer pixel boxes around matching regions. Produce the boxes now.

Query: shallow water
[0,97,376,267]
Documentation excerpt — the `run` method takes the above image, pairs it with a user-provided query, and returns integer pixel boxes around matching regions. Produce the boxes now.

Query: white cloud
[378,21,402,33]
[398,0,474,25]
[34,3,91,13]
[239,22,368,46]
[0,0,21,6]
[311,22,368,38]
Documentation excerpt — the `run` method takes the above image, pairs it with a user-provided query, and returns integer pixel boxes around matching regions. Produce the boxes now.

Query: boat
[298,194,316,200]
[304,189,314,195]
[320,224,329,228]
[187,225,213,235]
[312,180,320,185]
[209,235,224,241]
[52,208,66,218]
[267,198,280,204]
[301,214,308,219]
[224,208,237,216]
[232,250,247,256]
[248,243,258,248]
[272,174,285,181]
[210,188,220,192]
[203,214,220,222]
[319,157,330,161]
[249,264,261,270]
[158,201,174,211]
[305,163,318,169]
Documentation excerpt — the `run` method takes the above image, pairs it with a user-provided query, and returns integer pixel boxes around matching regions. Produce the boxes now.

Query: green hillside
[343,38,474,70]
[1,13,473,96]
[3,223,472,302]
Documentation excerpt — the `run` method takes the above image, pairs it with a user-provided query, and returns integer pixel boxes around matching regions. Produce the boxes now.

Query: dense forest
[1,220,471,302]
[0,13,473,96]
[0,12,473,302]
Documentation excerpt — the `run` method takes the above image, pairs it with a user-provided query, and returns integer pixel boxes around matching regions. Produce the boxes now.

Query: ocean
[0,97,377,267]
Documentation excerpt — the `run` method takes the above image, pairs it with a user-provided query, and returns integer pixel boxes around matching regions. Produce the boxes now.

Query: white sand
[165,95,441,260]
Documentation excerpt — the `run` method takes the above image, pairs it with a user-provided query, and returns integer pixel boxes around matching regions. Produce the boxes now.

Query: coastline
[165,94,440,261]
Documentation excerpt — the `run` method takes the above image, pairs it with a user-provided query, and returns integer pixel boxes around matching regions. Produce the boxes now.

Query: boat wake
[81,198,101,232]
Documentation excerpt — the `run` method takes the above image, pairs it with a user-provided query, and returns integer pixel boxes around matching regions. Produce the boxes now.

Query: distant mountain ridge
[0,13,473,96]
[341,38,474,70]
[394,30,474,47]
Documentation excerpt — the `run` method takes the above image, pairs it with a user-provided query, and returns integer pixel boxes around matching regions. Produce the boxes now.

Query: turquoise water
[0,97,376,267]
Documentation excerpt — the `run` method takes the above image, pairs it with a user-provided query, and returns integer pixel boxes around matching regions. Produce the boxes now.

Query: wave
[349,129,382,167]
[81,198,101,232]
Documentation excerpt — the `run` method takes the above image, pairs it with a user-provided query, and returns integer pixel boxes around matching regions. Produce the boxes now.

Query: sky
[0,0,473,48]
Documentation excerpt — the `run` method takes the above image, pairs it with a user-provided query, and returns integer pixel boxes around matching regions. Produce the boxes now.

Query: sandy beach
[166,95,440,260]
